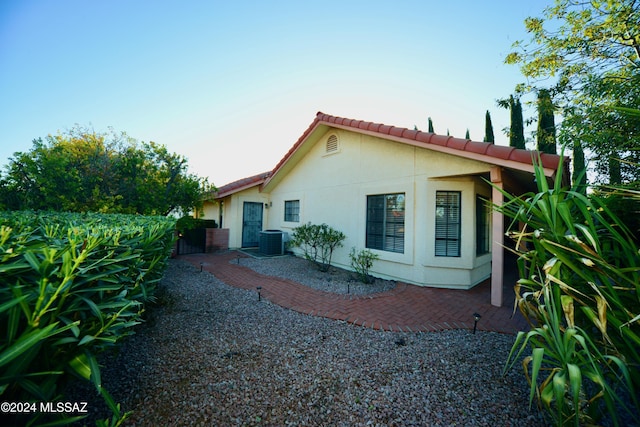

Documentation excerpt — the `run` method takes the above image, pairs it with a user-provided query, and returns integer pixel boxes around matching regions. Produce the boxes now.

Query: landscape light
[473,313,482,334]
[257,286,262,301]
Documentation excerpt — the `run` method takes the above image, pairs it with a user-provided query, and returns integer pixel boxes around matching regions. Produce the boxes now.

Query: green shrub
[290,222,345,272]
[0,211,176,426]
[497,161,639,426]
[176,215,217,233]
[349,247,378,283]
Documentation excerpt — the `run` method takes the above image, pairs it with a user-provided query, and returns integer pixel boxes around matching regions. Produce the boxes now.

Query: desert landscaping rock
[76,258,545,426]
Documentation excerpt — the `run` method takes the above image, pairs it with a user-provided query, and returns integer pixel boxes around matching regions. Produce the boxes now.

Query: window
[366,193,405,253]
[326,134,338,153]
[476,195,490,255]
[435,191,461,257]
[284,200,300,222]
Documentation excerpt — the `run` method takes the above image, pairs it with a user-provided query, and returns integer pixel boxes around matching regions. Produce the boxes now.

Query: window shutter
[435,191,461,257]
[366,193,404,253]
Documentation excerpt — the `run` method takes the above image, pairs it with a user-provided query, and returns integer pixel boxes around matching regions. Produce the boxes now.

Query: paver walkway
[179,251,530,335]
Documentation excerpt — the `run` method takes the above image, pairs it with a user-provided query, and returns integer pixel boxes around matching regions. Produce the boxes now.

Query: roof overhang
[214,172,270,199]
[262,112,569,192]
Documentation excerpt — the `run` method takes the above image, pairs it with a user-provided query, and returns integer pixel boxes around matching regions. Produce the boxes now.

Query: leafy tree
[571,138,587,194]
[536,88,557,154]
[505,0,640,185]
[427,117,434,133]
[0,126,211,215]
[484,110,495,143]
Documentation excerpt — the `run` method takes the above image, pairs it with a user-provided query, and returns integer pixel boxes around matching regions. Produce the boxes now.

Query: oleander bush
[0,211,176,426]
[498,163,639,426]
[349,247,379,284]
[290,223,345,272]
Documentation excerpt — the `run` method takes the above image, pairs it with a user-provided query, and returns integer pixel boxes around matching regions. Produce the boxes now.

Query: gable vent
[326,134,338,153]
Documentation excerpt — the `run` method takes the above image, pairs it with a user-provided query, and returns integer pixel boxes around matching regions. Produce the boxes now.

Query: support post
[490,166,504,307]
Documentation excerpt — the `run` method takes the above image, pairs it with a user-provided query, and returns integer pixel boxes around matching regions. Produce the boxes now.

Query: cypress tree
[536,89,557,154]
[510,96,526,149]
[484,110,495,143]
[428,117,434,133]
[465,129,470,139]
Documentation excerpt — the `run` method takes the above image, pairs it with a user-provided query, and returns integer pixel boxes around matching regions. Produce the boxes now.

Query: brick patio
[179,251,530,335]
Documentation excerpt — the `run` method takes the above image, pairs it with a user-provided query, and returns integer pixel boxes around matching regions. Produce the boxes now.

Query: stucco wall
[221,186,269,249]
[264,129,495,289]
[200,200,220,222]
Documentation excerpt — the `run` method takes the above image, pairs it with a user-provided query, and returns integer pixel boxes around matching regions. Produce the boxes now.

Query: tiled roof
[267,111,567,187]
[214,171,270,199]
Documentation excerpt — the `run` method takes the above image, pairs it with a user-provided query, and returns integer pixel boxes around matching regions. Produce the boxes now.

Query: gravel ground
[70,257,547,426]
[237,254,397,295]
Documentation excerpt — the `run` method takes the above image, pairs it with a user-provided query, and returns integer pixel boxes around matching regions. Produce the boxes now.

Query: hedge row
[0,211,176,426]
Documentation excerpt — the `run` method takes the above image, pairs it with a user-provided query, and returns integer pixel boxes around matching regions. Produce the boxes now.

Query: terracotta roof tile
[415,131,433,144]
[509,149,534,165]
[465,141,491,155]
[539,152,563,170]
[429,134,452,147]
[378,124,392,134]
[389,127,405,138]
[446,138,468,151]
[215,171,270,198]
[402,129,419,139]
[367,122,381,132]
[486,144,515,160]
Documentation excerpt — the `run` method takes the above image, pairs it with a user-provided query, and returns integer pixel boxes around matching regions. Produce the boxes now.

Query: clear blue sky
[0,0,548,187]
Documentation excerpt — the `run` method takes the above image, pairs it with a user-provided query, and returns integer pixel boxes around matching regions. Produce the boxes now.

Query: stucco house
[205,112,568,307]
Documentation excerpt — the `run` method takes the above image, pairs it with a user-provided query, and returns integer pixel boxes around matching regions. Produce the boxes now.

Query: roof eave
[263,111,568,192]
[319,121,567,177]
[215,181,265,199]
[214,172,271,199]
[262,119,327,192]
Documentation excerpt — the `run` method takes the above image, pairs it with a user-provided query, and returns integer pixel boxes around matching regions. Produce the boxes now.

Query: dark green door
[242,202,263,247]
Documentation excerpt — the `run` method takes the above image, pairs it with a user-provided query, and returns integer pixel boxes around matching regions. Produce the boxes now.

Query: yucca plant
[0,211,175,426]
[498,159,639,426]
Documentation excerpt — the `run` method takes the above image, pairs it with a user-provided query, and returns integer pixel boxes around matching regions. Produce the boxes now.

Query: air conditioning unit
[259,230,284,255]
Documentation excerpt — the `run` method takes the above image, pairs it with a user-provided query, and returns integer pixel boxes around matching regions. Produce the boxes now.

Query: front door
[242,202,263,247]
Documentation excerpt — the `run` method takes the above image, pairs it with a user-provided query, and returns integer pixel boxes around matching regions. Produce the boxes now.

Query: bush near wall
[0,211,176,426]
[290,223,345,272]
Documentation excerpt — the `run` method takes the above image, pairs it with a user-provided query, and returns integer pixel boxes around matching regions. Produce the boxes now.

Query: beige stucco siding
[200,200,220,222]
[220,186,269,249]
[265,129,494,289]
